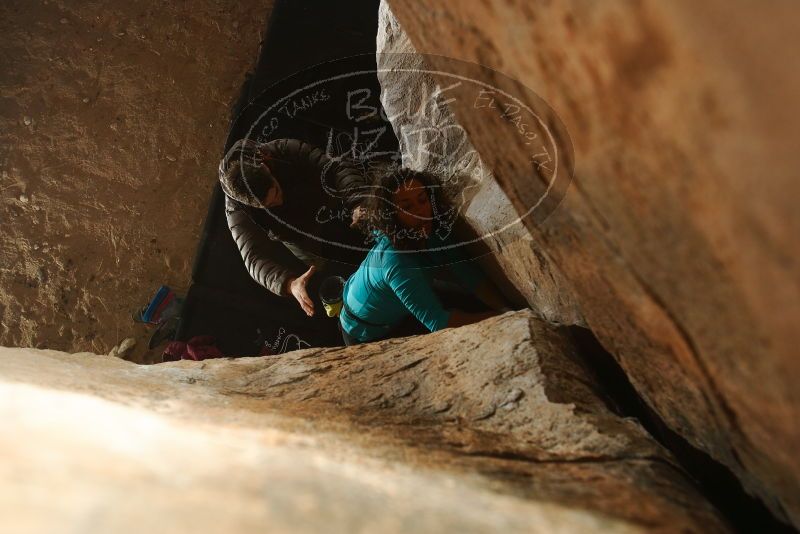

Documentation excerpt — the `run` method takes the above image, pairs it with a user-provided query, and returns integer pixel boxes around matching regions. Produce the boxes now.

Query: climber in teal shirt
[340,169,507,345]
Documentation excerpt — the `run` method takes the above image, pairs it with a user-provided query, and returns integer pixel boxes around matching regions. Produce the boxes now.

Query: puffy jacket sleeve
[264,138,367,209]
[225,194,297,295]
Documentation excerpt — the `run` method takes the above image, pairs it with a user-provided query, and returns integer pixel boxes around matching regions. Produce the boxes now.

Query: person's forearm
[281,275,294,297]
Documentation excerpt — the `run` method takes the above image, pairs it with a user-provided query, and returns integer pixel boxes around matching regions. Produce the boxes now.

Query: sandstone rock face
[0,0,274,363]
[376,2,584,325]
[381,0,800,526]
[0,311,729,532]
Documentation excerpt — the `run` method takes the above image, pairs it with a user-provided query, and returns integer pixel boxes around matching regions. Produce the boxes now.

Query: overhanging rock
[380,0,800,526]
[376,1,584,326]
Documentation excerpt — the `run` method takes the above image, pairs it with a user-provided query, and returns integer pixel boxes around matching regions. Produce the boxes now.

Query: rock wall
[0,311,729,532]
[376,3,583,325]
[0,0,273,363]
[380,0,800,526]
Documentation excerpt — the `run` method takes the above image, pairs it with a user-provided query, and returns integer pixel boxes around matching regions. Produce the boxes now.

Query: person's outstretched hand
[288,265,317,316]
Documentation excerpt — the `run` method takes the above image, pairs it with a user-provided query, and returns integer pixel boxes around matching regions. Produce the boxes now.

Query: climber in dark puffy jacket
[219,138,368,317]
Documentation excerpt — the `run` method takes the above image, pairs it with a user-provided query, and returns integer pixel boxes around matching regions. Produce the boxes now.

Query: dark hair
[357,168,453,250]
[218,138,279,208]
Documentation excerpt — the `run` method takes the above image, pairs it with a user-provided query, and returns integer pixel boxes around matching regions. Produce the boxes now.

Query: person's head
[218,138,283,208]
[358,169,450,249]
[393,174,433,235]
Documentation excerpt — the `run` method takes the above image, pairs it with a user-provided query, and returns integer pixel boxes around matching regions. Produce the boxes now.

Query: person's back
[341,233,456,342]
[338,168,507,345]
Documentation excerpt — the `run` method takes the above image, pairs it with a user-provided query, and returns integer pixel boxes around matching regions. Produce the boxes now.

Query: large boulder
[376,2,584,325]
[380,0,800,526]
[0,311,728,532]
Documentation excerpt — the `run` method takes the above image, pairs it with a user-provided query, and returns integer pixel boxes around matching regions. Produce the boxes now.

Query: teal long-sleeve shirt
[340,233,484,342]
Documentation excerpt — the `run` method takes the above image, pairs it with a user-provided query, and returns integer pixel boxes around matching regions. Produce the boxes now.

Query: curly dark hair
[356,168,454,250]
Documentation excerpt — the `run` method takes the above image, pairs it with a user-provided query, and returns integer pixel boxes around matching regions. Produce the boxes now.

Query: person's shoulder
[381,241,427,279]
[370,234,393,259]
[367,235,398,266]
[224,193,254,214]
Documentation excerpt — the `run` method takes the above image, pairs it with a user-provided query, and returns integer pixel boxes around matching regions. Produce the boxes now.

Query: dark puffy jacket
[224,138,367,295]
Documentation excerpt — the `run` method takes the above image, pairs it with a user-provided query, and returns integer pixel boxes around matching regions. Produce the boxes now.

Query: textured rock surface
[0,311,729,532]
[376,3,583,324]
[382,0,800,526]
[0,0,273,363]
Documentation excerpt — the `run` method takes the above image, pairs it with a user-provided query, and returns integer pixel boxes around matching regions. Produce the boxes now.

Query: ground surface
[0,313,729,533]
[0,0,273,361]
